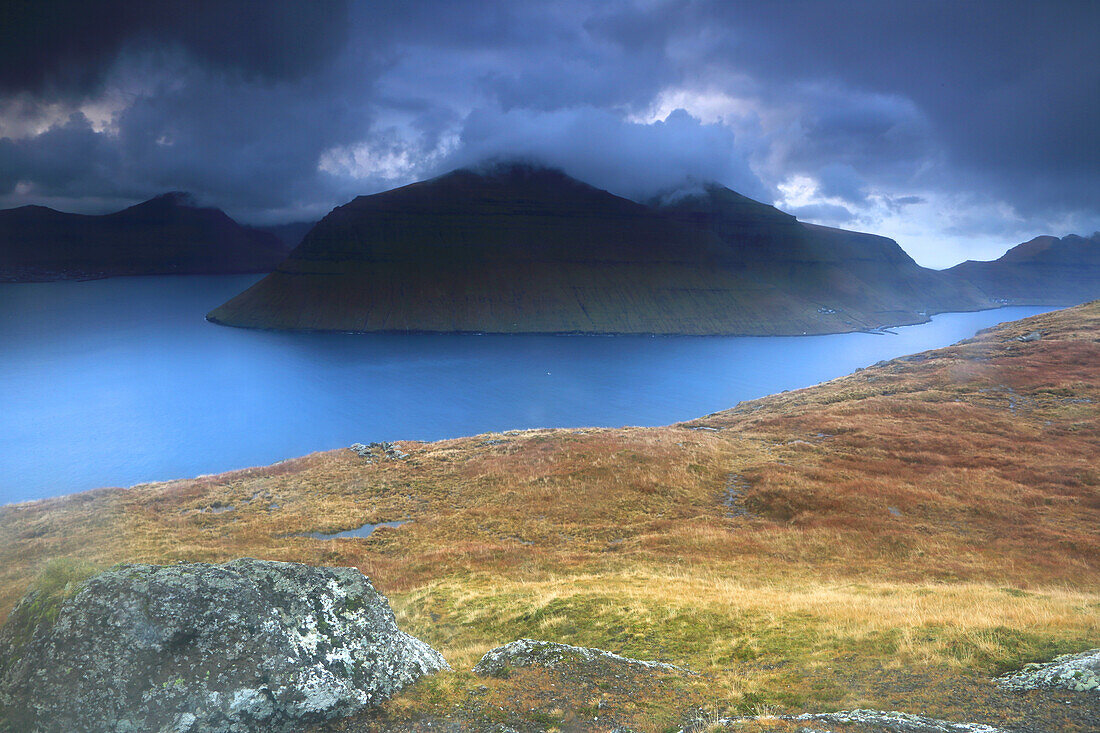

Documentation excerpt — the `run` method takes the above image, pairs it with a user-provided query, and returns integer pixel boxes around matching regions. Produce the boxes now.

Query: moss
[3,558,101,655]
[914,624,1094,674]
[1001,587,1033,598]
[528,709,565,726]
[343,594,365,614]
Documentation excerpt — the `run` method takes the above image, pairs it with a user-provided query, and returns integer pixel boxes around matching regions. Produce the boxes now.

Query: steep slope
[209,165,989,335]
[655,184,987,328]
[946,232,1100,305]
[0,193,290,282]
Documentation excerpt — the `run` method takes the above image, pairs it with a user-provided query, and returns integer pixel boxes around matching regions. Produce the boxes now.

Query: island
[208,164,993,336]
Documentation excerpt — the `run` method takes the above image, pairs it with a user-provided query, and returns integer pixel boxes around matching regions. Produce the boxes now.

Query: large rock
[997,648,1100,692]
[0,558,448,732]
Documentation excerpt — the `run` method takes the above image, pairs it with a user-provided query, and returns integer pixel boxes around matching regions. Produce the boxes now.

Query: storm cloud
[0,1,349,96]
[0,0,1096,266]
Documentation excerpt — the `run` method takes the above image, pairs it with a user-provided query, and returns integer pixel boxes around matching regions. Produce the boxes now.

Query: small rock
[687,709,1006,733]
[349,441,409,462]
[1016,330,1043,342]
[722,473,754,519]
[794,709,1005,732]
[473,638,692,678]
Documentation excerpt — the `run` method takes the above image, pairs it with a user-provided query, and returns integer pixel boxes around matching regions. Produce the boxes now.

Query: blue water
[307,520,409,540]
[0,275,1053,504]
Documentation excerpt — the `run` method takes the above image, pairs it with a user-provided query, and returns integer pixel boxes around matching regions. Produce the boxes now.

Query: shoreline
[206,301,1060,338]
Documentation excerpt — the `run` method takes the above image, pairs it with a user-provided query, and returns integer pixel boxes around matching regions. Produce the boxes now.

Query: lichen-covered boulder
[0,558,448,732]
[997,648,1100,693]
[473,638,692,678]
[686,709,1005,733]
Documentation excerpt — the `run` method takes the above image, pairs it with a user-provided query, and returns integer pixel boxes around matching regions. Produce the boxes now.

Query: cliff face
[0,193,290,282]
[654,184,988,328]
[946,233,1100,305]
[208,165,990,335]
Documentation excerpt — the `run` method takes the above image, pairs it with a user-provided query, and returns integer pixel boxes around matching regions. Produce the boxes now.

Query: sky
[0,1,1096,268]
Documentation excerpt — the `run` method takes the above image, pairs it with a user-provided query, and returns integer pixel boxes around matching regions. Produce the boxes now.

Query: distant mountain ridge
[257,220,317,251]
[0,193,290,282]
[652,183,984,326]
[947,233,1100,305]
[208,163,995,335]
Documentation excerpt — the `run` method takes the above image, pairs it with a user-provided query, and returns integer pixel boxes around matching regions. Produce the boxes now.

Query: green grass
[1,557,101,656]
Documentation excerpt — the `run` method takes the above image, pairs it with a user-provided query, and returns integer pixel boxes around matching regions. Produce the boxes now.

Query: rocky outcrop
[350,441,409,461]
[792,710,1004,732]
[687,709,1005,733]
[473,638,692,677]
[0,558,447,733]
[997,648,1100,693]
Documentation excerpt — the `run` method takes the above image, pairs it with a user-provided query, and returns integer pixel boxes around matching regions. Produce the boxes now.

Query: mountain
[257,220,318,250]
[652,183,987,329]
[946,233,1100,305]
[0,193,291,282]
[208,164,989,335]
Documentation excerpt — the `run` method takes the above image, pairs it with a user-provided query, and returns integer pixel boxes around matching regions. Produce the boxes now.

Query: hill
[207,165,990,335]
[654,183,986,330]
[2,303,1097,731]
[947,232,1100,305]
[257,219,318,250]
[0,193,290,282]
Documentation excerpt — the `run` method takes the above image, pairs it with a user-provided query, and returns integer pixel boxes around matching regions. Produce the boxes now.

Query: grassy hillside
[209,166,990,335]
[2,303,1098,730]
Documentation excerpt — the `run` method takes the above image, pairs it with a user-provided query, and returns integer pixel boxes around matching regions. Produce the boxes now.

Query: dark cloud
[0,0,350,98]
[0,0,1096,260]
[892,196,924,206]
[440,107,767,203]
[601,0,1100,213]
[785,203,855,224]
[883,194,926,213]
[0,114,115,195]
[814,164,869,205]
